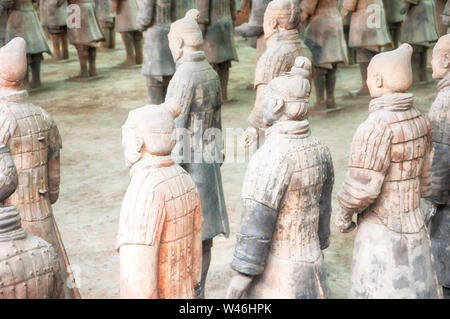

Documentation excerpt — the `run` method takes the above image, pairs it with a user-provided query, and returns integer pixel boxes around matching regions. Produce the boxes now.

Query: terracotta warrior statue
[335,44,441,299]
[235,0,272,57]
[0,143,65,299]
[241,0,312,148]
[5,0,51,89]
[94,0,116,50]
[301,0,348,110]
[196,0,238,102]
[40,0,69,61]
[227,57,333,299]
[137,0,174,104]
[427,34,450,299]
[67,0,104,80]
[436,0,448,36]
[341,0,392,96]
[442,0,450,34]
[0,0,12,47]
[401,0,439,85]
[167,11,229,298]
[117,99,203,299]
[111,0,142,67]
[0,37,80,299]
[383,0,405,48]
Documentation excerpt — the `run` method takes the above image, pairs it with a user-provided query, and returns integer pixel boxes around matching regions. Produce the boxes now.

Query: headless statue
[40,0,70,61]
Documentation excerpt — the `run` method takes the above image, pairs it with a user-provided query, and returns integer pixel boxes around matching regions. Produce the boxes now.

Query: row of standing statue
[0,0,448,299]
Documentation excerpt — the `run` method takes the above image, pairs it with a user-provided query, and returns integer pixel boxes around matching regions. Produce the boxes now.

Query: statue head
[431,34,450,80]
[367,43,413,98]
[263,0,300,40]
[168,9,204,63]
[0,37,27,92]
[263,56,312,126]
[122,99,182,168]
[0,143,18,204]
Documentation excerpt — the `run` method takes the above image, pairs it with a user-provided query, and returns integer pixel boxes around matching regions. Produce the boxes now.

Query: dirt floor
[28,37,438,299]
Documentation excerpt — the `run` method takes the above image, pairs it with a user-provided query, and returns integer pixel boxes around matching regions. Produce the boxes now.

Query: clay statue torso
[197,0,238,64]
[40,0,68,28]
[139,0,175,77]
[0,207,63,299]
[338,93,440,298]
[113,0,139,32]
[167,51,229,241]
[401,0,439,46]
[233,121,333,299]
[67,0,104,45]
[117,156,202,298]
[5,0,50,54]
[343,0,392,50]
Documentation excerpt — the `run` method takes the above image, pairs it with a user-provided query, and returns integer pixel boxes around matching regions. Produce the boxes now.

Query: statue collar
[130,155,174,177]
[266,120,310,137]
[178,51,206,65]
[369,93,414,112]
[437,77,450,92]
[267,29,300,47]
[0,90,28,103]
[0,206,26,242]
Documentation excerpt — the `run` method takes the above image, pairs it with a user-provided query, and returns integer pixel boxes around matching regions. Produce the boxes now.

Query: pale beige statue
[0,37,80,299]
[117,99,203,299]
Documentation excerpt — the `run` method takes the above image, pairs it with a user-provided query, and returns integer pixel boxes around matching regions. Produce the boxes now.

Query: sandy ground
[27,37,438,299]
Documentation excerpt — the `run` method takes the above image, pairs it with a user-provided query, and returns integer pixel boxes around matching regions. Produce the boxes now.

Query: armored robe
[0,206,63,299]
[383,0,405,47]
[338,93,441,298]
[116,156,203,299]
[427,78,450,298]
[401,0,439,47]
[138,0,175,104]
[94,0,116,49]
[0,90,78,299]
[112,0,138,32]
[67,0,104,46]
[247,29,312,131]
[231,120,334,299]
[167,51,229,242]
[40,0,68,33]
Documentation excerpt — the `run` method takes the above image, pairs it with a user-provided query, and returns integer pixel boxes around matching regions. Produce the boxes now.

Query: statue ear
[273,98,285,114]
[375,72,383,88]
[270,17,278,30]
[444,53,450,69]
[177,37,184,49]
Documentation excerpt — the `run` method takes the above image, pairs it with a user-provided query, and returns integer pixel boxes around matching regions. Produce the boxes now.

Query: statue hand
[240,126,258,148]
[226,273,253,299]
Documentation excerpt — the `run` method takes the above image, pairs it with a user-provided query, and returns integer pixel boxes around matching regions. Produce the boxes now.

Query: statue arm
[336,117,393,232]
[196,0,210,25]
[420,118,432,199]
[48,124,62,204]
[319,148,334,250]
[247,83,266,130]
[137,0,155,30]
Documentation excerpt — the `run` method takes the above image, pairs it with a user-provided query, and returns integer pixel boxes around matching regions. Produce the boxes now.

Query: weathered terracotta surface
[167,11,229,298]
[196,0,238,102]
[242,0,312,147]
[0,37,80,299]
[0,143,64,299]
[228,57,333,299]
[301,0,348,109]
[235,0,272,57]
[40,0,70,60]
[111,0,142,67]
[138,0,175,104]
[336,44,441,299]
[117,100,202,299]
[428,35,450,299]
[94,0,116,49]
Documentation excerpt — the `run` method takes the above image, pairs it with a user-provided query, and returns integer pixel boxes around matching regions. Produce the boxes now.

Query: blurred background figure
[40,0,69,61]
[383,0,405,48]
[94,0,116,51]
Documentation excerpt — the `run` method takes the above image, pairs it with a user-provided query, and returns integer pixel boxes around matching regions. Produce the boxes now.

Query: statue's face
[168,33,183,63]
[431,44,449,79]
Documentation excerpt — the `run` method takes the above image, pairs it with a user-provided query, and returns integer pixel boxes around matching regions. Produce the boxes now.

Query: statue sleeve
[196,0,210,24]
[319,147,334,250]
[231,151,291,276]
[137,0,155,29]
[420,116,432,199]
[0,109,15,147]
[337,117,393,221]
[167,74,195,130]
[300,0,319,16]
[46,114,62,205]
[342,0,358,12]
